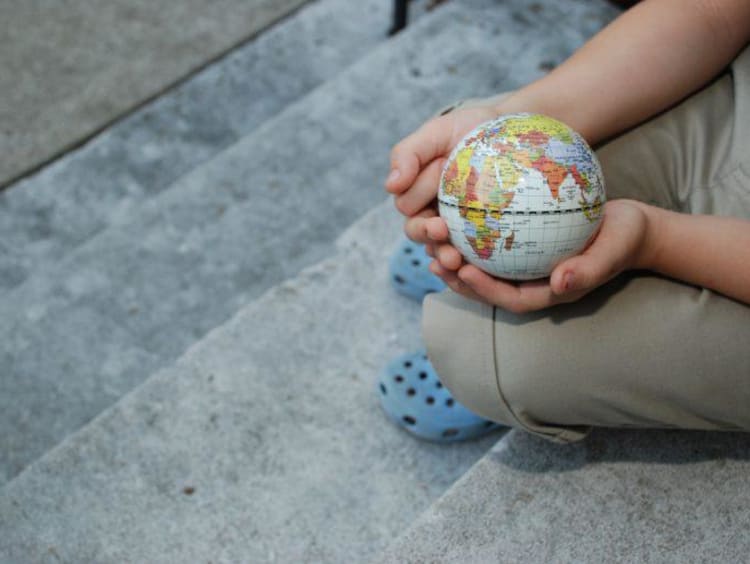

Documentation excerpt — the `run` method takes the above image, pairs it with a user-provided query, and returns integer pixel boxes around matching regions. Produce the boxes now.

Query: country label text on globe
[438,113,606,280]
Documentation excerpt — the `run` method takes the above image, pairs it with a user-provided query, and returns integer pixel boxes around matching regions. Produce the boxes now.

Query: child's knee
[421,291,547,430]
[423,290,591,443]
[422,290,508,424]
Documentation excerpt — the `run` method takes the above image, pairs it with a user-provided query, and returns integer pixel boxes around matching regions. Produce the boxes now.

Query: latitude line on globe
[438,201,598,216]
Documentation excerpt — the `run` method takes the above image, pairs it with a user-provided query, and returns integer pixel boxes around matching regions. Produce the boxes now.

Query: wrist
[492,87,544,117]
[631,201,665,271]
[492,85,597,145]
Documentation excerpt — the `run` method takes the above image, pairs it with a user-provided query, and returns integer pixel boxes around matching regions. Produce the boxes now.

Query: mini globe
[438,113,606,280]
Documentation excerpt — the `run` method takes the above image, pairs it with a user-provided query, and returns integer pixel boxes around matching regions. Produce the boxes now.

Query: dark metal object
[389,0,409,35]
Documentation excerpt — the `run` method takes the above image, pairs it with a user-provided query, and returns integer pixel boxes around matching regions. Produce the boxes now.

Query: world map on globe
[438,113,606,280]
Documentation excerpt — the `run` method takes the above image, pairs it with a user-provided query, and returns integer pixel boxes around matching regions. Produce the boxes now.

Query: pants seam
[491,307,591,443]
[488,307,527,430]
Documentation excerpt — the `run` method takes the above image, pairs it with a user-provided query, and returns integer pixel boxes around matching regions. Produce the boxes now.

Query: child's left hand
[418,199,654,313]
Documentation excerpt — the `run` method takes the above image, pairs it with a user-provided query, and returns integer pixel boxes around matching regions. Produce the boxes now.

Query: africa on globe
[438,113,606,280]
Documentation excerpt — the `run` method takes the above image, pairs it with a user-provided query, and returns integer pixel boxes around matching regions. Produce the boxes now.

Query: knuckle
[390,139,404,155]
[508,302,528,315]
[403,219,416,237]
[394,196,410,215]
[404,219,425,242]
[507,295,531,315]
[389,143,405,165]
[438,245,455,264]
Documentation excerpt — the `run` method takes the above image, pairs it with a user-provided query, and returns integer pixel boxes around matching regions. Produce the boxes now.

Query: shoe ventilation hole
[404,247,413,254]
[426,396,435,405]
[407,388,416,396]
[435,382,443,389]
[394,375,404,383]
[422,354,428,360]
[404,360,412,368]
[445,398,454,407]
[442,428,459,438]
[394,275,405,284]
[419,371,428,380]
[379,383,387,395]
[403,415,416,425]
[411,259,421,267]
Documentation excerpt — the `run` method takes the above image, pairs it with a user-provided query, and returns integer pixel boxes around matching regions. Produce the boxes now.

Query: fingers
[549,254,612,297]
[457,266,541,313]
[435,243,462,271]
[423,216,449,242]
[394,158,446,216]
[549,201,646,296]
[429,261,485,302]
[549,233,617,296]
[386,104,500,195]
[403,208,438,244]
[457,200,648,311]
[413,219,462,271]
[404,213,452,245]
[386,115,454,195]
[456,265,588,313]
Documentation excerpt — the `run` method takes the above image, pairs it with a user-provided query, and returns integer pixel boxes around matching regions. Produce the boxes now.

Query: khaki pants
[424,46,750,443]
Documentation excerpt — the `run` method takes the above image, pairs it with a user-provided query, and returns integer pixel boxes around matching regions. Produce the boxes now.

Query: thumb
[387,116,454,194]
[549,251,618,296]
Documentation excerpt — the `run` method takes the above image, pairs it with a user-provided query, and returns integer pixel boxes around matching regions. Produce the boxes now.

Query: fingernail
[563,272,575,291]
[386,169,400,184]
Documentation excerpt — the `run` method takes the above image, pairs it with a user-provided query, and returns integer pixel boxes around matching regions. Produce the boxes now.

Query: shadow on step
[491,428,750,473]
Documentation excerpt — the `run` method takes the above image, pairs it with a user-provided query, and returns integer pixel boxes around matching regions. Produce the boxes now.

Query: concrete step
[374,428,750,563]
[0,0,314,188]
[0,0,616,485]
[0,200,505,562]
[0,0,470,484]
[0,0,400,293]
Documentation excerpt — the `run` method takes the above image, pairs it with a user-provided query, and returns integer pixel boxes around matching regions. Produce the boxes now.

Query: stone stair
[0,0,615,487]
[0,0,462,484]
[0,0,629,561]
[0,0,397,295]
[0,201,504,562]
[374,428,750,562]
[2,0,397,483]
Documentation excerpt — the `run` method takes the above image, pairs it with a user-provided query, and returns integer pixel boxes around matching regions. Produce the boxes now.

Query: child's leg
[424,272,750,443]
[423,46,750,443]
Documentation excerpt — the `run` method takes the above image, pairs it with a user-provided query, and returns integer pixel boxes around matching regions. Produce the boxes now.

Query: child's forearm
[497,0,750,145]
[637,203,750,305]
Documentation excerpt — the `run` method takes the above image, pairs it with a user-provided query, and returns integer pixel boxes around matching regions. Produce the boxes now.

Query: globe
[438,113,606,280]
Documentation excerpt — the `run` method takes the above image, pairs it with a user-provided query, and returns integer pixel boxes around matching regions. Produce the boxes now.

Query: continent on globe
[438,113,606,280]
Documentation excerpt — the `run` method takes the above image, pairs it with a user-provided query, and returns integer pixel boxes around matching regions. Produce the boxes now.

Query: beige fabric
[423,45,750,443]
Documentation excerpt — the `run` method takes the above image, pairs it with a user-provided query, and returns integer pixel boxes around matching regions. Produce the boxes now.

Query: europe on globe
[438,113,606,280]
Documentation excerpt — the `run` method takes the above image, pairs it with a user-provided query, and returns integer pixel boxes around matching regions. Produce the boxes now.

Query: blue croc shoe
[377,350,503,442]
[389,238,446,302]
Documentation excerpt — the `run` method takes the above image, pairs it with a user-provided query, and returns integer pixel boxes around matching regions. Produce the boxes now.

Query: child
[382,0,750,443]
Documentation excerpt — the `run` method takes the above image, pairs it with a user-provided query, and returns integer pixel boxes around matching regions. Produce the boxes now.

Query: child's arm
[388,0,750,238]
[497,0,750,145]
[387,0,750,311]
[642,206,750,304]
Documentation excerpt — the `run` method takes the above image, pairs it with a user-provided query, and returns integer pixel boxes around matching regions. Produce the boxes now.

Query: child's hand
[427,200,653,313]
[385,104,500,244]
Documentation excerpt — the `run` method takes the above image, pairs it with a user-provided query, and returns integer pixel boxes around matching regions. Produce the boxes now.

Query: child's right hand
[385,104,501,250]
